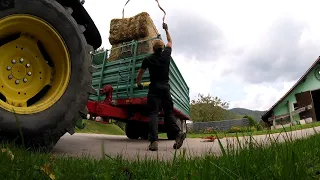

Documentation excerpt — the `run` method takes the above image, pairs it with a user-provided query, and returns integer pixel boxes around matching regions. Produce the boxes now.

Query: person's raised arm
[163,23,172,48]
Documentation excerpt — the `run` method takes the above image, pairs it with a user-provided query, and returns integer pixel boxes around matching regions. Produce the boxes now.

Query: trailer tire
[167,119,187,140]
[181,120,187,133]
[167,132,176,140]
[125,122,140,139]
[140,134,149,140]
[139,122,149,140]
[0,0,94,152]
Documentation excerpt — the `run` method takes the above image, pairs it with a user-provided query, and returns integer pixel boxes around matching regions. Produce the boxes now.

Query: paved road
[52,126,320,160]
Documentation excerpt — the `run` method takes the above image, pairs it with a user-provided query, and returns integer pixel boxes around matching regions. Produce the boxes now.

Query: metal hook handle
[122,0,131,18]
[122,0,166,24]
[155,0,166,23]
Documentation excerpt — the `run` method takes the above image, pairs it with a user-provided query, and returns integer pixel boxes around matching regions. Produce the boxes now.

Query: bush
[244,115,256,126]
[256,123,263,131]
[200,127,217,134]
[114,121,126,131]
[244,115,264,131]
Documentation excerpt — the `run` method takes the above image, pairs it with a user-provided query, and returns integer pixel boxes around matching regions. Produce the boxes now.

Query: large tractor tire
[0,0,95,152]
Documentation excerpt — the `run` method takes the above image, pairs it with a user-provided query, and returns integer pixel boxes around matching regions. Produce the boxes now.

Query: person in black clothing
[136,23,186,151]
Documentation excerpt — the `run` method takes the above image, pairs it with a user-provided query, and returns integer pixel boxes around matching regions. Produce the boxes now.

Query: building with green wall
[262,56,320,125]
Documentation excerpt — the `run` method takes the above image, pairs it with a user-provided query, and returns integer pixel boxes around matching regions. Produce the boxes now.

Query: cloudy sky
[83,0,320,111]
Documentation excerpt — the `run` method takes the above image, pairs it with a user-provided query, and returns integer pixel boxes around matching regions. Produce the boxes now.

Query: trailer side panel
[90,37,190,119]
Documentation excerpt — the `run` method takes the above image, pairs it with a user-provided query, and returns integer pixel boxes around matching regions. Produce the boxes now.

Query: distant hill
[229,108,267,122]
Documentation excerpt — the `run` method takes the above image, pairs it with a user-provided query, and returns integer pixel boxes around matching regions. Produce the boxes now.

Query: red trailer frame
[87,85,190,123]
[87,98,190,122]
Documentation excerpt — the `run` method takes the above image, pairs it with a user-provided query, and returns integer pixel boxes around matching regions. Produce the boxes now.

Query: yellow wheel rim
[0,15,71,114]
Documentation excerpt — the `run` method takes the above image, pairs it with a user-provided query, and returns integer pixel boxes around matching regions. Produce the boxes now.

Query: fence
[189,118,249,133]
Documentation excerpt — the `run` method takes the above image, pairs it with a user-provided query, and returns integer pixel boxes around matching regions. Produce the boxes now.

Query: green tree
[190,93,229,109]
[243,115,263,131]
[190,93,241,122]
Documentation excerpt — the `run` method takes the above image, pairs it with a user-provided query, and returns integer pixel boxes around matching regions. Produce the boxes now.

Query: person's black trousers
[147,83,181,142]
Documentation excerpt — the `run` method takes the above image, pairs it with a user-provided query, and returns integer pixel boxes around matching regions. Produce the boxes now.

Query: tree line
[190,93,241,122]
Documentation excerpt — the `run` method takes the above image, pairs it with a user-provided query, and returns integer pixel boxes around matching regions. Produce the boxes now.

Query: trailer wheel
[139,122,149,140]
[140,133,149,140]
[181,120,187,133]
[167,132,176,140]
[0,0,94,152]
[125,122,140,139]
[167,119,187,140]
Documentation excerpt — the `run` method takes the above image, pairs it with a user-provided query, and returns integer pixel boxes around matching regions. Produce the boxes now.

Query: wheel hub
[11,62,27,79]
[0,14,70,114]
[0,35,53,107]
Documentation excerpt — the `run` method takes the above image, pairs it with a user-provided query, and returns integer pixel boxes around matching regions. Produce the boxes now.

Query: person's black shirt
[141,47,172,84]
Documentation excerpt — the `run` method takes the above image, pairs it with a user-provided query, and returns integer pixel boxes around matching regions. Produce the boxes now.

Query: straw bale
[108,36,155,61]
[108,12,159,45]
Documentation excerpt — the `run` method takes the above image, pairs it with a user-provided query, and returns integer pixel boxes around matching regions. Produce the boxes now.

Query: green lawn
[75,120,320,140]
[158,121,320,139]
[2,130,320,179]
[182,121,320,139]
[75,120,125,135]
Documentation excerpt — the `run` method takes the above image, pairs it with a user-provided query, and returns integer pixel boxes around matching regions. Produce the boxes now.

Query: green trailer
[87,35,190,140]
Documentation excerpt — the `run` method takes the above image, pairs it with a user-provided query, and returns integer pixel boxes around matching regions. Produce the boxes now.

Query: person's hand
[162,23,168,30]
[137,83,143,90]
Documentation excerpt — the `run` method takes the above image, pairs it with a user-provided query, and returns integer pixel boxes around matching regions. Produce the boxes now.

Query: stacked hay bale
[108,12,159,61]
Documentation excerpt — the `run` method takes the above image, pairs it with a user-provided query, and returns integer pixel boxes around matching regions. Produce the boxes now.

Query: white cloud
[172,55,216,99]
[83,0,320,111]
[229,81,296,111]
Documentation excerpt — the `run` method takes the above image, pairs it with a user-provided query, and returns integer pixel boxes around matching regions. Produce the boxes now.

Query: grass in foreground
[75,120,125,135]
[2,129,320,179]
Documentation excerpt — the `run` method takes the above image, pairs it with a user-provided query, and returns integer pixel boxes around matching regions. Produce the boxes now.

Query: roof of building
[261,56,320,121]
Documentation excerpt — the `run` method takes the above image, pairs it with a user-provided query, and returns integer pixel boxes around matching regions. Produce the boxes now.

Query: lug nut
[7,66,11,70]
[11,59,16,64]
[27,72,32,76]
[20,58,24,63]
[15,80,19,84]
[26,64,30,68]
[23,78,28,83]
[8,75,12,79]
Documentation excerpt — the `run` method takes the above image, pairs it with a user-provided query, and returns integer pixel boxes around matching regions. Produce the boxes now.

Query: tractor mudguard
[56,0,102,50]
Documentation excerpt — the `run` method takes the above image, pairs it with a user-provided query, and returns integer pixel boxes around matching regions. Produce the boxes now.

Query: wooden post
[287,100,294,124]
[272,117,276,129]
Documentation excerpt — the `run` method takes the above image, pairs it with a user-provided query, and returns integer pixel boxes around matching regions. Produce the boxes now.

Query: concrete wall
[273,64,320,121]
[190,118,249,132]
